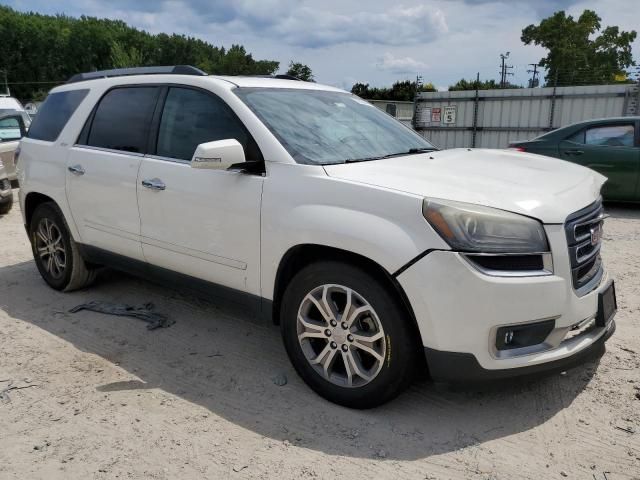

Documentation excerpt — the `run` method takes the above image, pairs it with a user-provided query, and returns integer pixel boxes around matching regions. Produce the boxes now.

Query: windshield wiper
[343,147,437,163]
[344,156,384,163]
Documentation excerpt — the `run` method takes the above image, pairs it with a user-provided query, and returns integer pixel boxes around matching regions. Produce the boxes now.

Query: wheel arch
[24,191,57,229]
[271,244,425,356]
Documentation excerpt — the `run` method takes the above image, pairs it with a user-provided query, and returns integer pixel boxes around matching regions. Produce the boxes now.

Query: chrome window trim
[144,154,191,165]
[72,144,145,157]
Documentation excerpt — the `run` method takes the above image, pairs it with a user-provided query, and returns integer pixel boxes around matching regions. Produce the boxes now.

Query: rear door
[136,86,264,295]
[558,121,639,201]
[66,86,161,260]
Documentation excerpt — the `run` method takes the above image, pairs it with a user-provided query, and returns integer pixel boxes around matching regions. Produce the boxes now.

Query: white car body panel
[324,148,606,224]
[0,140,18,181]
[66,145,145,261]
[137,157,263,294]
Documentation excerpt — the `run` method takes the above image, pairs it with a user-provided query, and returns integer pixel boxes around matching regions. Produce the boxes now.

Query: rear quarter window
[27,89,89,141]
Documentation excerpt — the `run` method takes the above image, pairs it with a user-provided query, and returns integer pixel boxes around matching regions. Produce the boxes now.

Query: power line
[5,80,65,85]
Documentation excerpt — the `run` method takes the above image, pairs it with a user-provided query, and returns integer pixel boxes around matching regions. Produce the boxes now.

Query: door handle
[141,178,166,191]
[563,149,584,156]
[68,164,85,175]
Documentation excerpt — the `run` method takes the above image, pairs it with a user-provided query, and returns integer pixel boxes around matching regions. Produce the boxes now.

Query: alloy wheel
[296,284,386,388]
[34,218,66,279]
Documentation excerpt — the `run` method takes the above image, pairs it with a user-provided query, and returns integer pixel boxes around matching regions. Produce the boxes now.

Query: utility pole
[415,74,423,98]
[499,52,513,88]
[527,63,540,88]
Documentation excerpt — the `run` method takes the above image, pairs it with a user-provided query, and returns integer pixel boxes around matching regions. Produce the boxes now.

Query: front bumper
[397,224,614,379]
[424,319,614,382]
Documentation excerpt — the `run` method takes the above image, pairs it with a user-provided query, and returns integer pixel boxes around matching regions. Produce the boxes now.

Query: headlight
[423,198,549,253]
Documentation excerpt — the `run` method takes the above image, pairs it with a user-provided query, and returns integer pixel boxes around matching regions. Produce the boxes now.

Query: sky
[3,0,640,90]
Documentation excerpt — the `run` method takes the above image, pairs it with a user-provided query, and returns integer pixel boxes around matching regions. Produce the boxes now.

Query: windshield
[234,88,436,165]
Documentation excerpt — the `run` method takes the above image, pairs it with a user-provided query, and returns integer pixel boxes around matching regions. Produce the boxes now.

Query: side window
[385,103,397,117]
[584,124,635,147]
[27,89,88,141]
[566,130,585,144]
[0,116,23,141]
[86,87,159,153]
[156,87,260,162]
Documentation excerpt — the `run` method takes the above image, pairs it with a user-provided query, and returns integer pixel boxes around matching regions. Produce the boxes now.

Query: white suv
[17,66,616,408]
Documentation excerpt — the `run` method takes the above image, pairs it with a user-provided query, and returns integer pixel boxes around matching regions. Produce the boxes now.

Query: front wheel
[280,261,418,408]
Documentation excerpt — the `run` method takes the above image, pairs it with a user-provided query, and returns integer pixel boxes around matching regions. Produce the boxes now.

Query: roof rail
[273,74,301,81]
[67,65,207,84]
[245,74,302,81]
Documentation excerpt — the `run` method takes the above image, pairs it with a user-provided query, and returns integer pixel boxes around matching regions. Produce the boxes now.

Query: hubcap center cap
[331,327,347,344]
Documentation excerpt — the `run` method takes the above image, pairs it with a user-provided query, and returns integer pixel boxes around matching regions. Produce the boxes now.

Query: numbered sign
[443,106,457,124]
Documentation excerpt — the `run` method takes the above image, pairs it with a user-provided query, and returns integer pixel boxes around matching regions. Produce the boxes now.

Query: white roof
[53,74,346,94]
[0,96,25,111]
[210,76,345,92]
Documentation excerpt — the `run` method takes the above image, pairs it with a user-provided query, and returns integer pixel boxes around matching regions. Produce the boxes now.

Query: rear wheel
[280,261,418,408]
[29,203,96,291]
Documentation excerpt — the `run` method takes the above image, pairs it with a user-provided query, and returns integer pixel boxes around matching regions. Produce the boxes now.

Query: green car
[509,117,640,202]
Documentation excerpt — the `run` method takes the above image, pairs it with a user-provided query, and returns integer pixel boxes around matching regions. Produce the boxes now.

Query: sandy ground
[0,191,639,480]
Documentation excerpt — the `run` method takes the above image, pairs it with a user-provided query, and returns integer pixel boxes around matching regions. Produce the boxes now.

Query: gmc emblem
[590,223,602,246]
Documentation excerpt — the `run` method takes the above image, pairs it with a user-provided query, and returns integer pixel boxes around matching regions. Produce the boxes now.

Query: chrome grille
[564,199,605,294]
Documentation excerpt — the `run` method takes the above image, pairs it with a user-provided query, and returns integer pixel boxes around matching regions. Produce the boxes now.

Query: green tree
[521,10,636,86]
[448,78,502,91]
[110,41,144,68]
[351,80,436,100]
[420,82,437,92]
[0,5,279,101]
[286,61,314,81]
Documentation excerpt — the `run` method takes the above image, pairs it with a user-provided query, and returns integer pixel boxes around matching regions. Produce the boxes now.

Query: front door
[559,122,640,201]
[136,86,264,295]
[66,86,161,260]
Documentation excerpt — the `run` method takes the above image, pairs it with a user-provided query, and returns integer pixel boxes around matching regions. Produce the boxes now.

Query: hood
[323,148,606,224]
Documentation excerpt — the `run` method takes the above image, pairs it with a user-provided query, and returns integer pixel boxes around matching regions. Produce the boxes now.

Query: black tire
[29,202,96,291]
[280,261,418,408]
[0,194,12,215]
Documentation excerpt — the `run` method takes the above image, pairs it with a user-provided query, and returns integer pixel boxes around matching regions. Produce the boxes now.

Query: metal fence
[369,100,414,127]
[413,83,640,149]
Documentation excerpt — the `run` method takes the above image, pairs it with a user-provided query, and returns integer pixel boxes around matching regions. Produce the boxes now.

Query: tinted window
[156,87,257,161]
[87,87,159,153]
[566,130,585,144]
[27,89,88,141]
[585,125,634,147]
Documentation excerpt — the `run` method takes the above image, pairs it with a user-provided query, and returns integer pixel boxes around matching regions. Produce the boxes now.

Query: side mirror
[191,139,245,170]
